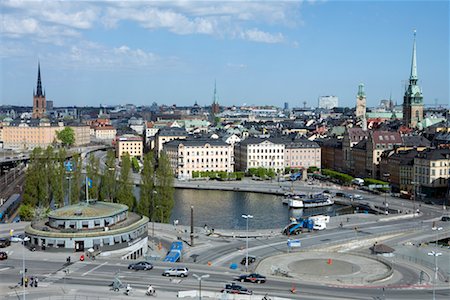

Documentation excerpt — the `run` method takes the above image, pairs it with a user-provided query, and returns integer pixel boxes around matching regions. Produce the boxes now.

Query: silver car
[162,267,189,277]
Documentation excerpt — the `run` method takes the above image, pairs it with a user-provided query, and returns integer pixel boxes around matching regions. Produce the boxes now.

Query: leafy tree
[116,153,135,209]
[155,152,174,223]
[131,157,140,173]
[51,148,66,208]
[137,152,155,217]
[99,150,117,202]
[86,153,100,200]
[56,127,75,147]
[307,166,319,173]
[70,154,82,204]
[18,204,34,221]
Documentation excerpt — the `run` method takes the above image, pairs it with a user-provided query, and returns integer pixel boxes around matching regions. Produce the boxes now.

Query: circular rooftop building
[25,200,148,259]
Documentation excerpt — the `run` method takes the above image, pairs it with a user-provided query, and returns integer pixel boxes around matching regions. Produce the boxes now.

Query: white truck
[309,215,330,230]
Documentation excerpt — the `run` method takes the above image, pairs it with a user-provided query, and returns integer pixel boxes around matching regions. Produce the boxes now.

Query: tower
[355,83,366,119]
[32,62,47,119]
[211,80,220,115]
[403,30,423,128]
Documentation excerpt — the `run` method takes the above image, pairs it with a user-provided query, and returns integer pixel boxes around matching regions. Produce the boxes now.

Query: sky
[0,0,449,108]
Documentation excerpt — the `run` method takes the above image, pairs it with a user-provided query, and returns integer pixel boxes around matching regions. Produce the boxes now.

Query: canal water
[170,189,353,230]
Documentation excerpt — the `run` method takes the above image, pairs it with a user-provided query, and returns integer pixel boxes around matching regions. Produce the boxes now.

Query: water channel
[170,189,353,230]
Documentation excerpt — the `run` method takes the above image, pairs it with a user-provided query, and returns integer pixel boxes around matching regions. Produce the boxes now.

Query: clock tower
[403,30,423,128]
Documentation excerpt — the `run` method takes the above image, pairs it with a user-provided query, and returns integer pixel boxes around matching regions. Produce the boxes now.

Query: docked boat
[288,193,334,209]
[282,193,306,205]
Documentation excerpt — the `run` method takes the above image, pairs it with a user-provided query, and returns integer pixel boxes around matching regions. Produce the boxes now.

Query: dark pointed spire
[213,79,218,104]
[410,30,418,81]
[36,62,43,97]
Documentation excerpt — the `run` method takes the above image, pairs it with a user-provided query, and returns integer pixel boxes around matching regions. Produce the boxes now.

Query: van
[352,178,364,186]
[313,222,326,230]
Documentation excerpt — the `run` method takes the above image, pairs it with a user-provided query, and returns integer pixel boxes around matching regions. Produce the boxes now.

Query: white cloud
[241,28,285,44]
[227,62,247,69]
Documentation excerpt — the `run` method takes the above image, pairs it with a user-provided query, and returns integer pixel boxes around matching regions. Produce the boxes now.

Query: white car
[10,234,25,243]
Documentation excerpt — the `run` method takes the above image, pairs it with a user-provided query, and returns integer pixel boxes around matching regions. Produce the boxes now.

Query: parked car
[221,283,253,295]
[235,273,266,284]
[335,192,345,197]
[441,216,450,222]
[353,194,363,200]
[0,251,7,260]
[128,261,153,271]
[240,255,256,265]
[162,267,189,277]
[0,238,11,248]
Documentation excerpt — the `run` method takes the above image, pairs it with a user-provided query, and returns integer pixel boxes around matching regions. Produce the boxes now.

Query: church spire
[213,79,218,104]
[36,62,43,97]
[357,83,365,97]
[410,30,418,82]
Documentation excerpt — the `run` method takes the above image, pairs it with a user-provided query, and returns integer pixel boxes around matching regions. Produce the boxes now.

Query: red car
[0,251,8,260]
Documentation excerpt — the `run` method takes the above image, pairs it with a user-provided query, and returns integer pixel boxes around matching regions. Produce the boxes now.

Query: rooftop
[48,201,128,220]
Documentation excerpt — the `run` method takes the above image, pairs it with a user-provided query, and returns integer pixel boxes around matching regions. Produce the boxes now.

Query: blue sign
[87,178,93,189]
[64,161,73,172]
[287,239,301,248]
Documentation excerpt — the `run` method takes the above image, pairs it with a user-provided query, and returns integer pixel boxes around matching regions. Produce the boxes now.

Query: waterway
[170,189,353,230]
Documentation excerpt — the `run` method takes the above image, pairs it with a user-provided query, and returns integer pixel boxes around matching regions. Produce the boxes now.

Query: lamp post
[383,173,390,215]
[427,250,442,300]
[241,214,253,272]
[193,274,209,300]
[432,226,443,249]
[22,236,30,300]
[411,181,418,218]
[151,190,157,241]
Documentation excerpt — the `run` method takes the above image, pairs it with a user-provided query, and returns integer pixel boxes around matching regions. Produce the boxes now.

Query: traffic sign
[287,239,301,248]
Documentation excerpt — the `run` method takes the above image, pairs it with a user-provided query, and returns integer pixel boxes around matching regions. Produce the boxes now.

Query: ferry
[288,194,334,209]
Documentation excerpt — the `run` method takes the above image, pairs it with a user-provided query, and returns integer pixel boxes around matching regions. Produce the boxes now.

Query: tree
[70,154,82,204]
[137,152,155,217]
[51,148,66,208]
[86,153,100,200]
[116,153,135,209]
[155,152,174,223]
[56,127,75,147]
[131,157,140,173]
[18,204,34,221]
[99,150,117,202]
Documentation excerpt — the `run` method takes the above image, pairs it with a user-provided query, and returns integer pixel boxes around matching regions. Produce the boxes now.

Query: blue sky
[1,0,448,108]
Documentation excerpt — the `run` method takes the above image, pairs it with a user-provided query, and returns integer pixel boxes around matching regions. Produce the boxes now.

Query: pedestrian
[30,276,34,287]
[24,276,28,287]
[34,277,38,287]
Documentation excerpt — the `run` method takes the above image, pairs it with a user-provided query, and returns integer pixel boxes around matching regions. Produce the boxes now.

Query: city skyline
[1,0,449,108]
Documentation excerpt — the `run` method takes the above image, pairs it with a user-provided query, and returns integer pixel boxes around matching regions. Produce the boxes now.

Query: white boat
[282,193,305,205]
[288,194,334,209]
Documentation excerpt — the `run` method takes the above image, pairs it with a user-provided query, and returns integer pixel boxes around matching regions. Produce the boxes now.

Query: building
[403,31,424,128]
[284,138,321,169]
[24,200,148,259]
[355,84,367,119]
[379,149,419,194]
[318,138,344,172]
[115,134,143,159]
[91,125,116,142]
[211,81,220,115]
[234,138,285,173]
[414,148,450,199]
[342,128,368,174]
[32,63,47,119]
[318,96,338,110]
[164,139,234,179]
[70,125,91,147]
[155,127,187,155]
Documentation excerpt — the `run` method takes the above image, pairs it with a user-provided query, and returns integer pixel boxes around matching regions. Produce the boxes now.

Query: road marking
[0,267,10,272]
[82,262,108,276]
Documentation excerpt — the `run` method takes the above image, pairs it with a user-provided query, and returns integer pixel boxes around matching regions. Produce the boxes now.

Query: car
[235,273,266,284]
[335,192,345,197]
[10,234,26,243]
[162,267,189,277]
[353,194,363,200]
[0,238,11,248]
[221,283,253,295]
[0,251,7,260]
[128,261,153,271]
[240,255,256,265]
[441,216,450,222]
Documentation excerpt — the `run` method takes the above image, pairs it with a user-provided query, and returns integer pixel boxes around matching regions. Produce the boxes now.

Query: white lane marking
[0,267,10,272]
[81,262,108,276]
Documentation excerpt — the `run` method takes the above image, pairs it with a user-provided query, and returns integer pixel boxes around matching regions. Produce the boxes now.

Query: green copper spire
[410,30,418,81]
[357,83,365,97]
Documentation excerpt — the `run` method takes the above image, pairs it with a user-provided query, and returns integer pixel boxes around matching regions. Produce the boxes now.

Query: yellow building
[115,134,143,160]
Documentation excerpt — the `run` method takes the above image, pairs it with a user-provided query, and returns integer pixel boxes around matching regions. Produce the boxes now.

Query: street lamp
[22,236,30,300]
[193,274,209,300]
[383,173,390,215]
[241,214,253,272]
[427,250,442,300]
[432,226,443,248]
[151,190,157,241]
[411,181,419,218]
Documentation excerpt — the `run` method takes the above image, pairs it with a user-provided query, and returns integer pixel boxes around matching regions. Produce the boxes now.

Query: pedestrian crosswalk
[40,262,85,287]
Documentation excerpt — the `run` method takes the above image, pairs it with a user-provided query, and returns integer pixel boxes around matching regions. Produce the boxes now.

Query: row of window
[186,158,228,163]
[184,151,229,156]
[250,149,283,154]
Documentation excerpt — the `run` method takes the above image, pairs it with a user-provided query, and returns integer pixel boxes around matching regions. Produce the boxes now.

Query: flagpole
[86,175,89,204]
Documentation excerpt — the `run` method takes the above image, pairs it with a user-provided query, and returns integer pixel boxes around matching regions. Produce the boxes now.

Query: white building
[318,96,339,109]
[164,139,234,179]
[234,138,285,172]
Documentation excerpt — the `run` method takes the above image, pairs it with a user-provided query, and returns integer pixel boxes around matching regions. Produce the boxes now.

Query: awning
[47,239,55,244]
[103,238,110,244]
[113,236,120,243]
[121,234,129,242]
[93,239,101,245]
